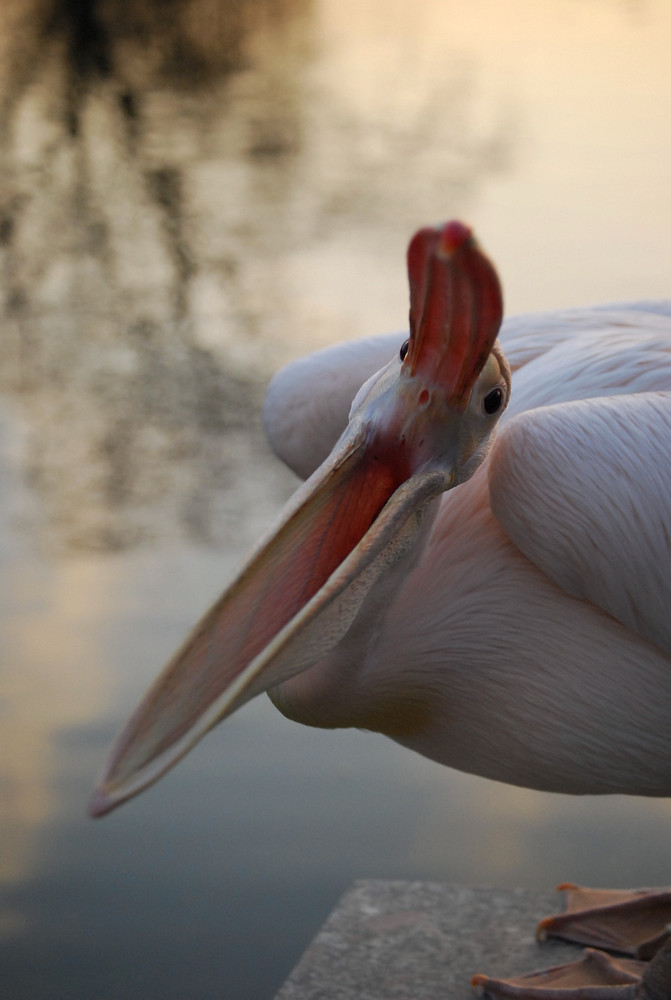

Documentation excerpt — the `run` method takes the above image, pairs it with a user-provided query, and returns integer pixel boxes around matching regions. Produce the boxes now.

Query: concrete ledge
[274,881,585,999]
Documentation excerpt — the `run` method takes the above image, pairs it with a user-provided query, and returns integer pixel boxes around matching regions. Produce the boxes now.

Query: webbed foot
[537,885,671,960]
[472,947,644,998]
[472,885,671,999]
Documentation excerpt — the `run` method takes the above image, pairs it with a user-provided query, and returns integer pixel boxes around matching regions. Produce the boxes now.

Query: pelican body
[263,301,671,802]
[90,225,671,818]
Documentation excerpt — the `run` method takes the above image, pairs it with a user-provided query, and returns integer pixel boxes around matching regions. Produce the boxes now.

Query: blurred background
[1,1,670,997]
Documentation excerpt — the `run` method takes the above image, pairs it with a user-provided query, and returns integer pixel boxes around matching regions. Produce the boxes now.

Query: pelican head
[89,220,511,817]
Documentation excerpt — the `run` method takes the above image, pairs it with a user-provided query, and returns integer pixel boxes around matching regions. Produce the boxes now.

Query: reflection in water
[0,402,110,927]
[1,1,670,998]
[0,0,511,552]
[0,0,300,551]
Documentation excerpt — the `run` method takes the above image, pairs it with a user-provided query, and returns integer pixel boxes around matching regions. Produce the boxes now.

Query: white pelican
[90,222,671,997]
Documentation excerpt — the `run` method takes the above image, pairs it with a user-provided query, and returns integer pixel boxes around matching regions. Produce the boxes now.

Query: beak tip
[87,784,116,819]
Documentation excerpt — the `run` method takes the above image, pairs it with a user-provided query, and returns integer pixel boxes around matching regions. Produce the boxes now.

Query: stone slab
[274,881,586,999]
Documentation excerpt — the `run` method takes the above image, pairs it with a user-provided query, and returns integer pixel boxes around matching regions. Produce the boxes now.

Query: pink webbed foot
[471,885,671,1000]
[472,947,644,999]
[537,885,671,960]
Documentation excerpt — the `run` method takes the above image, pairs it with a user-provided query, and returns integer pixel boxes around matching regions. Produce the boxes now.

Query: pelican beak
[89,221,506,817]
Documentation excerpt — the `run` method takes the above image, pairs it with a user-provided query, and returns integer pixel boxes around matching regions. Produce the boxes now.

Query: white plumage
[262,303,671,796]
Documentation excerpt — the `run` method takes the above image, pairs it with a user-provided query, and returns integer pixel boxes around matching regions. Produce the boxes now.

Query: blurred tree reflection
[0,0,512,551]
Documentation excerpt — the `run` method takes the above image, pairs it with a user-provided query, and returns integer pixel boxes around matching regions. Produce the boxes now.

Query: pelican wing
[263,334,402,479]
[489,391,671,657]
[498,302,671,372]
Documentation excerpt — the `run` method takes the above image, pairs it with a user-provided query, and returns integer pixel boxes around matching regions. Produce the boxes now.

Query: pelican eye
[483,387,504,415]
[399,339,410,361]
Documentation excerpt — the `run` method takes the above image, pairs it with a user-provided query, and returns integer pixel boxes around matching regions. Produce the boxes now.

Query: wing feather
[489,392,671,656]
[263,334,401,478]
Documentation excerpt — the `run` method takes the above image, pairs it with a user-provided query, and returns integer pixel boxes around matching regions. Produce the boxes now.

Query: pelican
[90,222,671,997]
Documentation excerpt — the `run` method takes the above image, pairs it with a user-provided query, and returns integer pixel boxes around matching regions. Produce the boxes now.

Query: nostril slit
[418,389,430,405]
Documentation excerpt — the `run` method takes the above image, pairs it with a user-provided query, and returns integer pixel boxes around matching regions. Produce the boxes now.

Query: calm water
[2,1,671,997]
